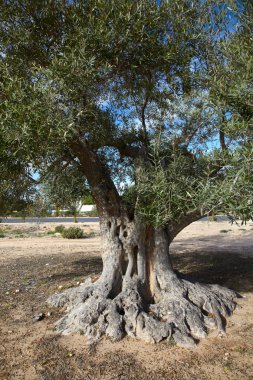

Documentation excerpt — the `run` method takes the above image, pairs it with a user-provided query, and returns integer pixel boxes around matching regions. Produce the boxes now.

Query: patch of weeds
[54,225,65,234]
[0,229,5,238]
[239,228,246,231]
[47,230,55,235]
[220,229,232,233]
[62,227,84,239]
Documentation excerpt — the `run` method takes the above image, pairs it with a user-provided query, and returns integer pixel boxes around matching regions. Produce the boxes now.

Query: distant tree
[29,191,50,218]
[1,0,252,348]
[0,132,35,217]
[41,161,89,221]
[0,179,33,218]
[81,192,94,206]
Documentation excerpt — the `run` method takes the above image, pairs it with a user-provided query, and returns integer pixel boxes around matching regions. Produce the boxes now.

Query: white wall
[79,205,95,212]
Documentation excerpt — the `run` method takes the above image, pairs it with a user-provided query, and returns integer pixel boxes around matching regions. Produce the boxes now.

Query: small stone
[47,312,52,317]
[58,285,63,290]
[76,281,80,285]
[5,291,9,295]
[15,289,20,293]
[45,263,49,266]
[33,313,45,322]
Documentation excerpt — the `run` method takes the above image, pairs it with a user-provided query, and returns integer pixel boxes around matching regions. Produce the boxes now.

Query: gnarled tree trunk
[48,138,237,347]
[48,211,237,348]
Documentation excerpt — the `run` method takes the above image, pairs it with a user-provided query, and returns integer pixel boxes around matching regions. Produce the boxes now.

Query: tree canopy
[1,0,252,223]
[1,0,253,349]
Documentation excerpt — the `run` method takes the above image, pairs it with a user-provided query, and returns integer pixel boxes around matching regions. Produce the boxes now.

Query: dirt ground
[0,220,252,380]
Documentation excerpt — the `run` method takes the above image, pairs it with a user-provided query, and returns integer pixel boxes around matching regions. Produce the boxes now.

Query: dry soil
[0,220,252,380]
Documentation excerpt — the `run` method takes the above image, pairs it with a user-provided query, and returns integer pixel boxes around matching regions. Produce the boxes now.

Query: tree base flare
[47,276,238,348]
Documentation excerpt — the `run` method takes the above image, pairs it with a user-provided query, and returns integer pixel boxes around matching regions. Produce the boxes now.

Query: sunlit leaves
[0,0,252,225]
[136,143,253,227]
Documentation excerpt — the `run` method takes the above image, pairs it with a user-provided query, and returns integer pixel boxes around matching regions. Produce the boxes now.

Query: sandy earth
[0,220,252,380]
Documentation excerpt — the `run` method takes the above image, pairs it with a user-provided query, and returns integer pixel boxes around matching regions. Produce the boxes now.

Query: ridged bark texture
[48,216,237,348]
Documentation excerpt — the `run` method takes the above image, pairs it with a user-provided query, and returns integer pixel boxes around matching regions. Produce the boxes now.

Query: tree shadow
[42,250,252,294]
[171,250,253,293]
[5,245,251,295]
[0,253,102,284]
[48,256,103,283]
[48,250,253,294]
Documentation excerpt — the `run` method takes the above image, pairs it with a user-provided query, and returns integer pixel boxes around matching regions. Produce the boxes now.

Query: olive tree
[0,130,35,216]
[1,0,252,347]
[41,161,89,220]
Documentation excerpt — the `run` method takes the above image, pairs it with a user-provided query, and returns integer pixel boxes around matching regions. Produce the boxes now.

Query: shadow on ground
[171,251,253,293]
[0,249,252,298]
[1,246,253,380]
[48,256,103,282]
[45,250,253,293]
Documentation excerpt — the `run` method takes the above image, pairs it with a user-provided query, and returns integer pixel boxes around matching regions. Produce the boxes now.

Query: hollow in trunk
[48,214,237,348]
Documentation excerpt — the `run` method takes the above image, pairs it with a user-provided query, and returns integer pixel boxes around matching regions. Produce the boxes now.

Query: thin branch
[219,129,227,151]
[35,157,74,184]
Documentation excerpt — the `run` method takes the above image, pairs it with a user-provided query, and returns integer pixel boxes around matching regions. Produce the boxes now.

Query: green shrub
[62,227,84,239]
[54,225,65,233]
[0,229,5,238]
[81,193,94,205]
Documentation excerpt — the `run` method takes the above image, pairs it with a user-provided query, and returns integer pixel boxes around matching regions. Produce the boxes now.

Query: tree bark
[48,212,237,348]
[70,138,122,218]
[47,138,238,347]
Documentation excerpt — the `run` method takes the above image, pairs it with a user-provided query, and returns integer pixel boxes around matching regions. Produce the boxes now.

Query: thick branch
[167,210,203,242]
[90,136,141,159]
[70,138,121,217]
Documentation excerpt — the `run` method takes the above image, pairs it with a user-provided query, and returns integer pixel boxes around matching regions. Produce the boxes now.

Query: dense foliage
[0,0,252,224]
